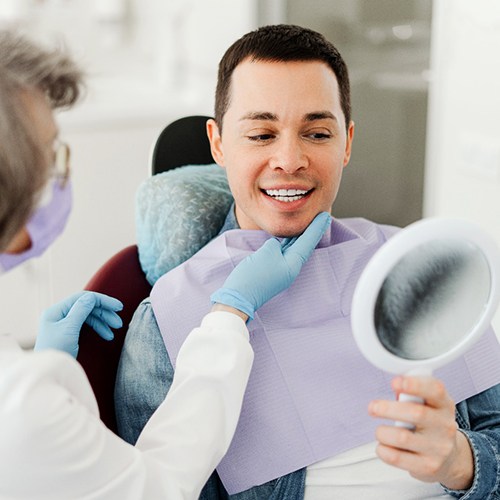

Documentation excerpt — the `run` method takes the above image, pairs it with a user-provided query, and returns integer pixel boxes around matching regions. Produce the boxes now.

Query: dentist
[0,30,330,499]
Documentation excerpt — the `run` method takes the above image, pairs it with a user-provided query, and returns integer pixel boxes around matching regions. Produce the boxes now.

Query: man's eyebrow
[239,111,278,122]
[304,111,337,122]
[239,111,338,123]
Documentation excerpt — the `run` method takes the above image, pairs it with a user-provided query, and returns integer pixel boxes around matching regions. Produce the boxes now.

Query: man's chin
[263,219,312,238]
[235,206,321,237]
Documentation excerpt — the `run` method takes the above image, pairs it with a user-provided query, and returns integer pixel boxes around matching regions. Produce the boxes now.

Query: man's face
[207,58,354,237]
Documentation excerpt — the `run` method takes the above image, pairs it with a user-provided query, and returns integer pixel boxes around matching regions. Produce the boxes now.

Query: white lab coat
[0,311,253,500]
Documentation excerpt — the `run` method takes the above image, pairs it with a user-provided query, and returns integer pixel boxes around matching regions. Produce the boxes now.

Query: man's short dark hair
[214,24,351,132]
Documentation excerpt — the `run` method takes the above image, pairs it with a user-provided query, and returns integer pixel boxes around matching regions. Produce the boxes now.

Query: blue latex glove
[211,212,332,319]
[35,291,123,358]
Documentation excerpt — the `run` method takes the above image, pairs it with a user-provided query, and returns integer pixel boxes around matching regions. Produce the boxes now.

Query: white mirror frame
[351,217,500,375]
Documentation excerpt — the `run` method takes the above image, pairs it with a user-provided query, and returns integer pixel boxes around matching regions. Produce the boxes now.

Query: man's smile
[262,188,313,202]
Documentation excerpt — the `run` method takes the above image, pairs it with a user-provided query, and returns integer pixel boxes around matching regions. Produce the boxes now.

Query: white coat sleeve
[0,311,253,500]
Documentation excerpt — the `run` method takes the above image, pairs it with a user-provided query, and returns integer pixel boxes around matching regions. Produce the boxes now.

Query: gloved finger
[258,236,283,255]
[87,292,123,312]
[283,212,331,267]
[85,314,115,341]
[89,307,123,329]
[280,237,298,253]
[62,292,98,329]
[242,237,282,265]
[42,291,87,322]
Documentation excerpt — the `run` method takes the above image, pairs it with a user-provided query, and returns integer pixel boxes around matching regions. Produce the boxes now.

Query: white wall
[424,0,500,333]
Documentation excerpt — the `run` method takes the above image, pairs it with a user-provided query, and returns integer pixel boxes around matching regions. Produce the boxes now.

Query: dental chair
[77,115,218,433]
[150,115,213,175]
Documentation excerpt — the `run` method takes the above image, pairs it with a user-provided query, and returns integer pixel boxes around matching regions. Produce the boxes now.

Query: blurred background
[1,0,499,345]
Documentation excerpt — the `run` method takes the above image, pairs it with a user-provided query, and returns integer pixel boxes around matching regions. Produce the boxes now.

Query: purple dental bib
[151,218,500,495]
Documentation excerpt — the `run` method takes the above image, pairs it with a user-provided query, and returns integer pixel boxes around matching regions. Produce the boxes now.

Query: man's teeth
[265,189,309,202]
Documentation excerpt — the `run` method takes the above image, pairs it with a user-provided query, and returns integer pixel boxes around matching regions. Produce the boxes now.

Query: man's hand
[35,291,123,358]
[211,212,331,319]
[368,376,474,490]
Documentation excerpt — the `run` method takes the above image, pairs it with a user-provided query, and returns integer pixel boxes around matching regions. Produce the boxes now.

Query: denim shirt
[115,209,500,499]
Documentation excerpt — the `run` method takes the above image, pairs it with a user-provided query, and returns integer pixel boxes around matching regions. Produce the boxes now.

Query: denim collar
[218,203,239,234]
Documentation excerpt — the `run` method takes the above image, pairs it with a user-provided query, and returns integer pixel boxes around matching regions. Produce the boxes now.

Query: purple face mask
[0,179,72,273]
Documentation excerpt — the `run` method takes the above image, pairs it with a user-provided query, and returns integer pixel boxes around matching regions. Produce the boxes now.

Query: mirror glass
[374,238,491,360]
[351,217,500,376]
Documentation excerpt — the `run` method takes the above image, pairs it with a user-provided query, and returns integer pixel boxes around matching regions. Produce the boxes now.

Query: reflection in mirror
[374,238,491,360]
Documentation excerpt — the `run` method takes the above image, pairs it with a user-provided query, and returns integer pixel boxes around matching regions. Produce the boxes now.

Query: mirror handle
[395,393,424,429]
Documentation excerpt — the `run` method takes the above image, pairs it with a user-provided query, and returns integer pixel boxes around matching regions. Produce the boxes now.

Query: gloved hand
[35,291,123,358]
[211,212,331,319]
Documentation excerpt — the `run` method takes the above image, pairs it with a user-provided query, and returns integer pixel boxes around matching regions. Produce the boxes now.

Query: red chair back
[77,245,152,433]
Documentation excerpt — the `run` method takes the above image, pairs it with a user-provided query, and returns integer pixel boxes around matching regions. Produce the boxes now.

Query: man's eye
[247,134,275,142]
[306,132,332,141]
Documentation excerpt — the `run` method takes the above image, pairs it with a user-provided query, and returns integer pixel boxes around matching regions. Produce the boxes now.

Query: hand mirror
[351,218,500,421]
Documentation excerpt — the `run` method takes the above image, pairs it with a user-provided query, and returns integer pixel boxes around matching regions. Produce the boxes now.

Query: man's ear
[343,120,355,167]
[206,119,225,167]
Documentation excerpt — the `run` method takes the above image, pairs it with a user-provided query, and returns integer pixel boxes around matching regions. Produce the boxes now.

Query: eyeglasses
[52,140,71,188]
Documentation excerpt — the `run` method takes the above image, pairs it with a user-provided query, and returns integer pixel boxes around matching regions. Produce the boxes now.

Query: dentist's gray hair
[0,30,84,251]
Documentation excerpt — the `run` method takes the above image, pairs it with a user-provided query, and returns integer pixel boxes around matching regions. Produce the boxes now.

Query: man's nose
[269,136,308,174]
